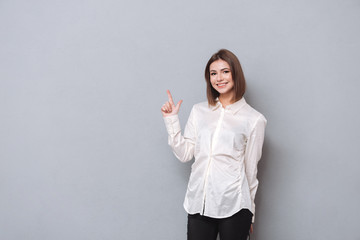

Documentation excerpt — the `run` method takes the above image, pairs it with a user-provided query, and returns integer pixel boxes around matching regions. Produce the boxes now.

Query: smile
[216,82,228,88]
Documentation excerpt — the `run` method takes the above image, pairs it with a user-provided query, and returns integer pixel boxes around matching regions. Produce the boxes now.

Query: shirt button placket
[201,107,225,215]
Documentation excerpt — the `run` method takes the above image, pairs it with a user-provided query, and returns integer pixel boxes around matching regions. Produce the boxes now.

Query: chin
[217,89,231,94]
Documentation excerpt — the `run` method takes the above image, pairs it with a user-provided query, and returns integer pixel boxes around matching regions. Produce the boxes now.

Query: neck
[219,93,235,108]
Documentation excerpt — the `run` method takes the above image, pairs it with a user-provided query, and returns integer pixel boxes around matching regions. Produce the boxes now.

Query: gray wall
[1,0,359,239]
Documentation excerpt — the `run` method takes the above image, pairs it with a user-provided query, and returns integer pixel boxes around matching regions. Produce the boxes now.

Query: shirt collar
[210,97,247,115]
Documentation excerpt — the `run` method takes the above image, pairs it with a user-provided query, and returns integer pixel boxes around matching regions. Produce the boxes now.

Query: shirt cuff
[163,115,181,136]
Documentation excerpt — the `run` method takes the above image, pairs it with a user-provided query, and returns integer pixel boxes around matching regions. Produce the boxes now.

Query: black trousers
[187,209,253,240]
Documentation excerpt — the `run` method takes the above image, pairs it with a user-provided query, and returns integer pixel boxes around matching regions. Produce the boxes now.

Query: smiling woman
[205,49,246,107]
[161,49,266,240]
[209,59,235,103]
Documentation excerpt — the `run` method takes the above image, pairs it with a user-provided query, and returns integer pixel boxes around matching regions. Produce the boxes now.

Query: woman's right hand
[161,90,183,117]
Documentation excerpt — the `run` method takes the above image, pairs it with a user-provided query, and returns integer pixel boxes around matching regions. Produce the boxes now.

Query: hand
[161,90,183,117]
[250,224,253,234]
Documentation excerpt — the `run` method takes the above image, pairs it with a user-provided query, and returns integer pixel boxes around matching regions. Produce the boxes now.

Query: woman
[161,49,266,240]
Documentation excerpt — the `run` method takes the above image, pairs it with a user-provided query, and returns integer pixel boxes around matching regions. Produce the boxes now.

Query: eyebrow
[210,68,230,72]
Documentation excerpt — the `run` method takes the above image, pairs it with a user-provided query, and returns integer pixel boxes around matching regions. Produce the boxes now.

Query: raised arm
[161,90,196,163]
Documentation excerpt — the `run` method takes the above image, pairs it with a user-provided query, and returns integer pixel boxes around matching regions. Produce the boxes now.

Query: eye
[210,72,217,76]
[223,70,230,74]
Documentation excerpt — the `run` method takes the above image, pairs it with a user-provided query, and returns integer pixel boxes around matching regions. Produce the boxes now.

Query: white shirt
[163,97,266,222]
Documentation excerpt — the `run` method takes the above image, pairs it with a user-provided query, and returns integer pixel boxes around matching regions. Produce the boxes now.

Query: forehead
[209,59,230,71]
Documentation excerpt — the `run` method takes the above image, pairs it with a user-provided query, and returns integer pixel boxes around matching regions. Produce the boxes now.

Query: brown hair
[205,49,246,106]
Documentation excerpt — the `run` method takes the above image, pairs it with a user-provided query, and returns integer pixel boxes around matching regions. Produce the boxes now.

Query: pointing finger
[167,90,174,105]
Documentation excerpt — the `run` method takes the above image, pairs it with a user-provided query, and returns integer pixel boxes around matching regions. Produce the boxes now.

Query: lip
[216,82,228,88]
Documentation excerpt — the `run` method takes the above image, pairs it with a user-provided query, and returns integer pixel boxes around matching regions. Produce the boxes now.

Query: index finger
[167,90,174,105]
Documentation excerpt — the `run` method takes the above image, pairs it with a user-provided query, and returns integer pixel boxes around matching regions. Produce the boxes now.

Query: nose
[216,73,223,82]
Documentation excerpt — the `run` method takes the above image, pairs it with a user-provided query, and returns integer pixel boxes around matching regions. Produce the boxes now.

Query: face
[209,59,234,98]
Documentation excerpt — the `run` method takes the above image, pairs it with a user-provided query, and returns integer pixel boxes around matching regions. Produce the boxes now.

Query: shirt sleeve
[244,114,267,223]
[163,106,197,163]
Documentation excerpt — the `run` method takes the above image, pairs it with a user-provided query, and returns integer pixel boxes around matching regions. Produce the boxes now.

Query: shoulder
[187,101,212,120]
[192,101,211,111]
[242,101,267,126]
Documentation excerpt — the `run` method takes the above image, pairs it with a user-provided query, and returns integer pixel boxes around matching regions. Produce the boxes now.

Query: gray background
[1,0,359,239]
